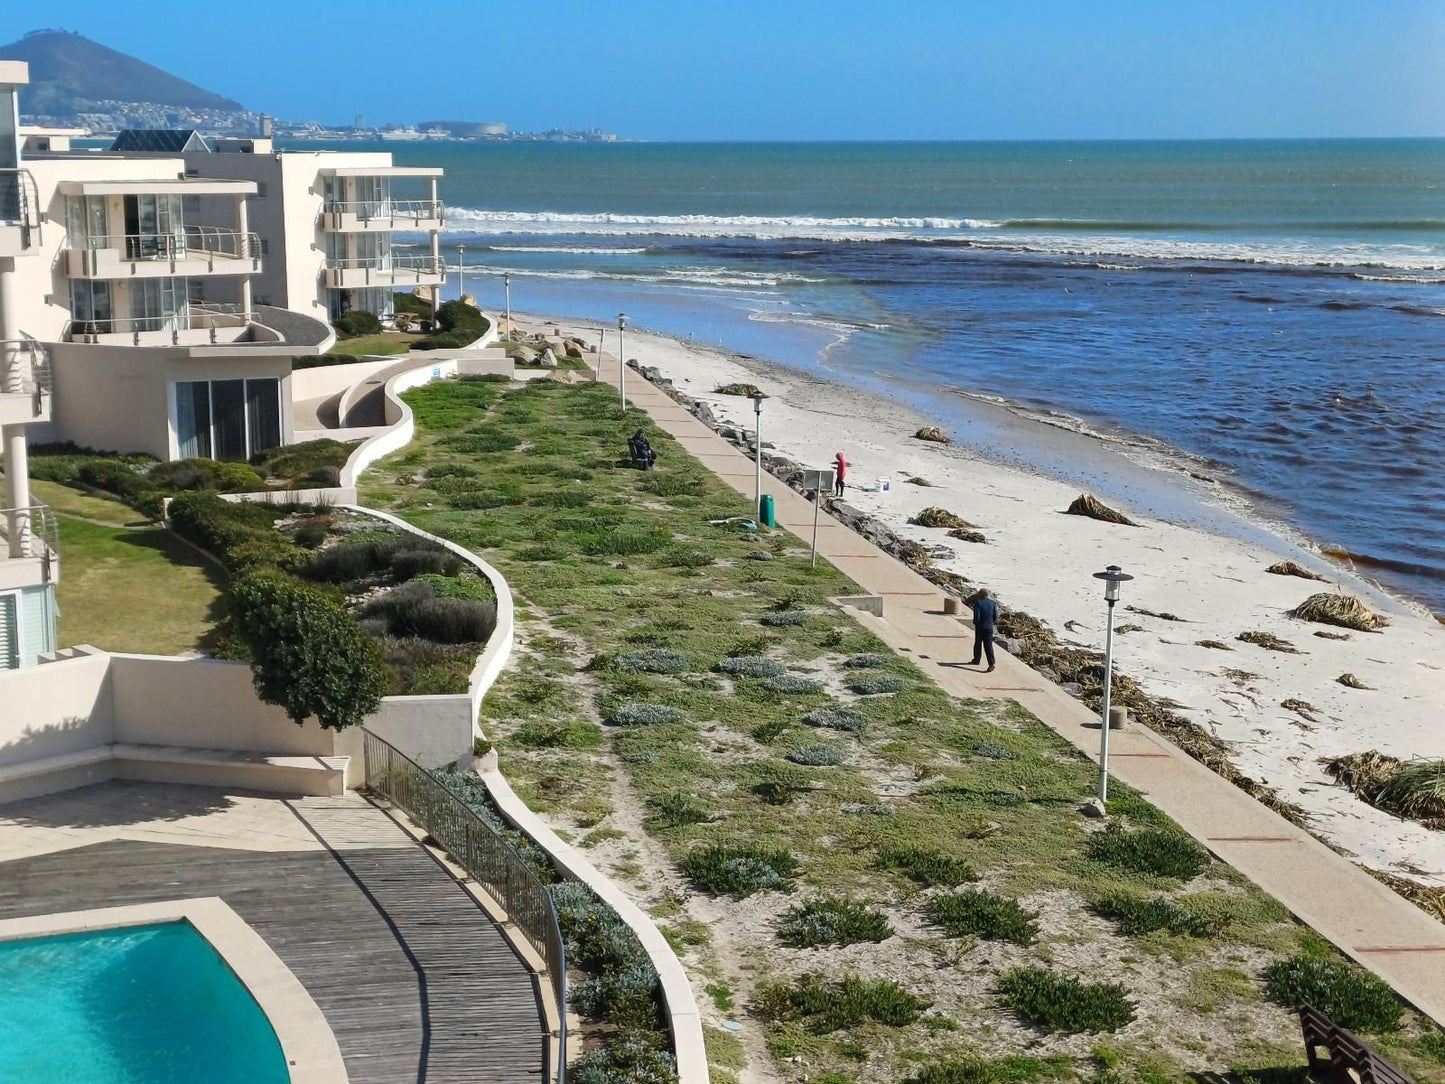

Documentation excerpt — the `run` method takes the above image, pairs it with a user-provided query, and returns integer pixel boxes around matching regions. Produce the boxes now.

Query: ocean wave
[488,244,649,255]
[445,207,1006,234]
[460,262,815,291]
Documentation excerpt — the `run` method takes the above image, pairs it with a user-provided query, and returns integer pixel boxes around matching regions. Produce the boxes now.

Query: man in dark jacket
[968,588,999,672]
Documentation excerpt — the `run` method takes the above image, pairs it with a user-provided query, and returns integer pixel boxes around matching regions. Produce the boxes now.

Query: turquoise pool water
[0,920,289,1083]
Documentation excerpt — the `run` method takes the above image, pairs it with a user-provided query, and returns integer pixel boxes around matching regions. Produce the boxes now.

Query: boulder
[537,348,558,369]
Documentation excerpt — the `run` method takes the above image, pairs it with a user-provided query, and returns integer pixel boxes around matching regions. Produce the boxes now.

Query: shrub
[1089,893,1215,937]
[643,472,703,498]
[971,739,1017,760]
[756,974,928,1032]
[877,847,978,887]
[227,574,387,730]
[803,707,867,732]
[766,674,824,694]
[570,1028,677,1084]
[573,959,663,1027]
[332,309,381,338]
[761,610,811,627]
[1262,954,1401,1032]
[912,1056,1074,1084]
[787,743,845,767]
[1086,826,1208,881]
[844,653,890,668]
[847,674,906,695]
[576,527,672,556]
[654,545,713,568]
[718,656,786,678]
[167,492,297,574]
[413,572,494,603]
[930,890,1040,944]
[647,792,711,828]
[998,968,1136,1033]
[612,648,690,674]
[150,458,265,493]
[609,702,684,727]
[390,547,462,581]
[366,580,497,644]
[682,844,797,897]
[779,897,892,948]
[393,291,434,316]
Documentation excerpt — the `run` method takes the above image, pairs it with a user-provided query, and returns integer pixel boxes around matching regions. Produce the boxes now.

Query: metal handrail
[1,503,59,572]
[1,337,52,417]
[321,199,444,224]
[65,226,261,261]
[64,305,254,343]
[359,729,566,1084]
[324,252,444,271]
[0,168,42,246]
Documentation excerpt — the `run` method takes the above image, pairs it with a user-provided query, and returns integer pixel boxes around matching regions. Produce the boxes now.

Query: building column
[4,423,29,557]
[236,194,253,315]
[429,178,442,311]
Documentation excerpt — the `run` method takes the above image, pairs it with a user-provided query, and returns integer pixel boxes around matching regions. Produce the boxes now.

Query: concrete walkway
[595,351,1445,1027]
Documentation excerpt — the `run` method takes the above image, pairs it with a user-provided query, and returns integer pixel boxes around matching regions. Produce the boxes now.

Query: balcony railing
[323,252,446,288]
[1,503,59,573]
[359,729,566,1084]
[320,199,444,229]
[65,227,262,273]
[0,337,52,420]
[64,303,254,346]
[0,169,42,251]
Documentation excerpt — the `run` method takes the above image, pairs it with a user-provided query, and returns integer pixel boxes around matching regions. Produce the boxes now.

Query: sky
[16,1,1445,140]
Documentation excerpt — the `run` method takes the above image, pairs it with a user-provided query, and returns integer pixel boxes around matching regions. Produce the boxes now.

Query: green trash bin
[758,493,777,528]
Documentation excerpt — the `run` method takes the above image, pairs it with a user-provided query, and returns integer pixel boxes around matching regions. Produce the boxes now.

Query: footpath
[589,349,1445,1027]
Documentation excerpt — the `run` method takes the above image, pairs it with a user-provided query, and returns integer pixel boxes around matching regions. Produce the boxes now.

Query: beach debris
[1221,668,1259,686]
[714,382,763,398]
[1127,605,1184,621]
[1115,624,1145,634]
[1321,751,1445,828]
[905,476,933,486]
[1195,639,1232,651]
[1337,673,1370,689]
[947,527,988,544]
[1290,591,1389,632]
[1237,630,1301,653]
[1313,630,1351,641]
[911,506,972,529]
[1281,698,1319,722]
[914,425,952,444]
[1065,493,1137,526]
[1266,560,1329,582]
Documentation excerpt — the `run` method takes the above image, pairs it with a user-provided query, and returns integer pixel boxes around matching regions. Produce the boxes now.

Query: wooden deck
[0,782,547,1083]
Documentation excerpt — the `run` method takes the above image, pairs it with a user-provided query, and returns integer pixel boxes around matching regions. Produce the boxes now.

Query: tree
[228,574,387,730]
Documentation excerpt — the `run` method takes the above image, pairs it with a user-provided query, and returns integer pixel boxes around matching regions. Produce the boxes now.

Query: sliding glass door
[174,377,282,461]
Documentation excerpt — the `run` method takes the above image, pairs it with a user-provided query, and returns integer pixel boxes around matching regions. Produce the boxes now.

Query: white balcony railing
[64,227,262,276]
[64,303,255,346]
[323,252,446,288]
[1,503,59,573]
[0,337,52,421]
[320,200,444,230]
[0,169,42,253]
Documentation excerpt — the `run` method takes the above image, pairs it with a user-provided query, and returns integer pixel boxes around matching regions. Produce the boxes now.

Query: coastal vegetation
[355,374,1445,1082]
[1321,751,1445,828]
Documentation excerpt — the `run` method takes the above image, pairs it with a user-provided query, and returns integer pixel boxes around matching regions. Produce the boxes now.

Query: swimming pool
[0,920,289,1083]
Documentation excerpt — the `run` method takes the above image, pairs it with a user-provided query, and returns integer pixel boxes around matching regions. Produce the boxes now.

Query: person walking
[968,588,999,672]
[833,451,847,498]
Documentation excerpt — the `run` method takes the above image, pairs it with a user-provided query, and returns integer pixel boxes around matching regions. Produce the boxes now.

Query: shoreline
[515,310,1445,889]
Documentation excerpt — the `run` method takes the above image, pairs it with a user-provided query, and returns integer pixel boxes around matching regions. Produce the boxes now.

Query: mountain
[0,30,243,115]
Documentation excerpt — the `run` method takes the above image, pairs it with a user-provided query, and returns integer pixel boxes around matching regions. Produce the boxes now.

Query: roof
[110,129,210,154]
[320,166,443,178]
[57,178,257,197]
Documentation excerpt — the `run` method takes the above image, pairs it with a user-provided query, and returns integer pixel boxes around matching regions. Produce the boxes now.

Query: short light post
[503,271,511,337]
[457,244,465,302]
[617,312,627,411]
[1091,564,1134,806]
[597,326,605,373]
[752,393,764,523]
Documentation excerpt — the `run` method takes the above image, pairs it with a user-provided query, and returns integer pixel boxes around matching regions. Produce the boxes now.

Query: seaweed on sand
[1290,591,1389,633]
[947,527,988,544]
[911,507,972,529]
[914,426,951,444]
[1237,630,1301,653]
[1320,750,1445,826]
[1065,494,1137,526]
[1266,560,1328,582]
[1336,672,1370,689]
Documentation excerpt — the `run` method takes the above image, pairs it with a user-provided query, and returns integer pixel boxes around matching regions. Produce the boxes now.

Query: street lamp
[752,393,764,523]
[617,312,627,410]
[1090,564,1134,806]
[503,271,511,337]
[598,326,606,373]
[457,244,465,302]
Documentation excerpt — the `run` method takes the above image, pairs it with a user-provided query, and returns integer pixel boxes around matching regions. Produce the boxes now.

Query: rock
[1079,797,1107,818]
[1038,668,1060,684]
[1060,682,1084,697]
[563,339,585,358]
[927,545,956,561]
[993,635,1020,655]
[694,403,718,426]
[747,551,775,562]
[537,348,558,369]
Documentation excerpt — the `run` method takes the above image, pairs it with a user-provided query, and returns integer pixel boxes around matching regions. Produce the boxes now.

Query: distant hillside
[0,29,243,115]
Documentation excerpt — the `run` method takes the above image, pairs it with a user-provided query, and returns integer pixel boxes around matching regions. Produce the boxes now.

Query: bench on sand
[1300,1006,1412,1084]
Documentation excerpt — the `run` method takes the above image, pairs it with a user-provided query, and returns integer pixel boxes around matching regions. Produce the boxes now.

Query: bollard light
[753,393,764,523]
[617,312,628,410]
[1090,564,1134,805]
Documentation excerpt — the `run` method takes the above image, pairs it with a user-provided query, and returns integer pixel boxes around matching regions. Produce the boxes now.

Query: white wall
[0,648,113,768]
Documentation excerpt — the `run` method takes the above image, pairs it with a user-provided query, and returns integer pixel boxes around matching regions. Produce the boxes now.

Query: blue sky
[18,1,1445,139]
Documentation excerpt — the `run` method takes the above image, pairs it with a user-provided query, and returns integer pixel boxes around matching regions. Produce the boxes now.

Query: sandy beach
[519,312,1445,891]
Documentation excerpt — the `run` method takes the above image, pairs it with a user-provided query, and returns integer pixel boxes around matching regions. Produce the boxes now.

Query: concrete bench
[0,744,349,804]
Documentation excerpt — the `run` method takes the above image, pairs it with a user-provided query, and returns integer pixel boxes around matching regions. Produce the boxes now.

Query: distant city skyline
[14,1,1445,140]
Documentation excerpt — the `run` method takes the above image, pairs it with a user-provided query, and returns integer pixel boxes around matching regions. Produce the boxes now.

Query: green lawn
[358,378,1445,1084]
[325,332,420,358]
[51,488,224,655]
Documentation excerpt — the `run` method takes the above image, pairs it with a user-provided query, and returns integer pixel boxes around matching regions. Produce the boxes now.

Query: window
[69,280,113,331]
[260,239,270,256]
[0,592,18,671]
[174,377,282,462]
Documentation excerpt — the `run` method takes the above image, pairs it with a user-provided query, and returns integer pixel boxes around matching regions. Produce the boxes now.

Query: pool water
[0,920,289,1083]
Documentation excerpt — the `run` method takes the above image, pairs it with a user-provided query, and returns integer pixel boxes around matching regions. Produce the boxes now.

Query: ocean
[314,139,1445,615]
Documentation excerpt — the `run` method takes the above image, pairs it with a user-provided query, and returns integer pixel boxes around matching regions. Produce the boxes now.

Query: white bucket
[877,478,891,493]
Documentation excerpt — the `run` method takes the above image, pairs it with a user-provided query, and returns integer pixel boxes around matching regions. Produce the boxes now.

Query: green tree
[228,574,386,730]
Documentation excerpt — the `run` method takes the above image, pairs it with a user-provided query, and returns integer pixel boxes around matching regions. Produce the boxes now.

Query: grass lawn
[360,377,1445,1084]
[28,478,149,525]
[51,487,224,654]
[325,332,420,358]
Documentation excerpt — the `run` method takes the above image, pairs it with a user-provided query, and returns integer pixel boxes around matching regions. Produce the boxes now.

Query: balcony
[0,503,60,593]
[64,304,259,348]
[323,253,446,290]
[320,200,444,233]
[0,168,42,256]
[0,339,52,427]
[64,227,262,280]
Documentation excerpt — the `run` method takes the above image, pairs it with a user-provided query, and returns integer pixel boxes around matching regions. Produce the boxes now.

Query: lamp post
[617,312,627,411]
[503,271,511,337]
[457,244,465,302]
[597,326,605,374]
[753,393,764,523]
[1090,564,1134,805]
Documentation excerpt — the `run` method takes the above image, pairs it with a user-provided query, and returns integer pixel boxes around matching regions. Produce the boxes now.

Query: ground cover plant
[358,375,1444,1084]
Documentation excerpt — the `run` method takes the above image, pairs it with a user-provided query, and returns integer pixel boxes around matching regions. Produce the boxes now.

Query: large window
[174,377,281,461]
[68,279,113,333]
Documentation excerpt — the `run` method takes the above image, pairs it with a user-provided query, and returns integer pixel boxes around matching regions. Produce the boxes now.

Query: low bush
[570,1027,677,1084]
[682,843,797,897]
[911,1055,1074,1084]
[332,309,382,338]
[971,739,1017,760]
[576,526,673,556]
[766,674,824,695]
[718,655,786,678]
[930,890,1039,944]
[654,545,713,568]
[609,702,684,727]
[847,674,907,695]
[573,960,663,1028]
[413,299,490,350]
[778,897,892,948]
[643,472,703,498]
[647,792,711,828]
[413,572,494,603]
[787,744,845,766]
[390,547,463,581]
[167,492,298,574]
[1262,954,1401,1032]
[250,439,354,484]
[844,653,891,668]
[755,974,928,1032]
[877,846,978,887]
[365,580,497,644]
[803,707,867,732]
[1089,893,1215,937]
[1086,826,1208,882]
[761,610,811,627]
[998,967,1136,1033]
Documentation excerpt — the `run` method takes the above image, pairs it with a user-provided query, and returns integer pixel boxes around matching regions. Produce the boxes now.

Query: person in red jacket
[833,452,847,497]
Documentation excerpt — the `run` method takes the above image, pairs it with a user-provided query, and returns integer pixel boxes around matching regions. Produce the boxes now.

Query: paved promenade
[593,350,1445,1027]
